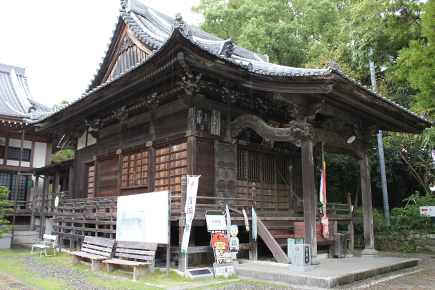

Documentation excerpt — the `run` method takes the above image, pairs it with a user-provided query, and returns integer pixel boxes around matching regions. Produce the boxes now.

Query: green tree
[385,127,435,197]
[392,0,435,116]
[193,0,349,67]
[0,186,13,238]
[51,99,75,163]
[51,149,75,163]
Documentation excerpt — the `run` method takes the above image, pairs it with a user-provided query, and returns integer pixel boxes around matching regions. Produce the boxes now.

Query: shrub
[0,186,13,238]
[389,193,435,234]
[353,193,435,236]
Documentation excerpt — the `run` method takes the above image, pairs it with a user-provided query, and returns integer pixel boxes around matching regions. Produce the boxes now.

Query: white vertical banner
[181,175,200,254]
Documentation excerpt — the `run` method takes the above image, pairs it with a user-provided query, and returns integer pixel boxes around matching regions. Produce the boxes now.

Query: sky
[0,0,202,108]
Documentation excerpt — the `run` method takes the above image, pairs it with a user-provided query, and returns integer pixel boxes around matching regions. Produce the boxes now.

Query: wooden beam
[301,138,318,263]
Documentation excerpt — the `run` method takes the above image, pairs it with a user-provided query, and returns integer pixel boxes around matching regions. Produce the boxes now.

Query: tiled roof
[0,63,52,120]
[31,0,431,129]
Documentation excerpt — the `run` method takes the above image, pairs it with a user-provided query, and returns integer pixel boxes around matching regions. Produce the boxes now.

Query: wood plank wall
[73,144,97,199]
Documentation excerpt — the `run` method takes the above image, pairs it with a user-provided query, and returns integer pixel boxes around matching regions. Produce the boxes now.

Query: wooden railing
[32,191,69,216]
[4,200,33,214]
[318,202,355,250]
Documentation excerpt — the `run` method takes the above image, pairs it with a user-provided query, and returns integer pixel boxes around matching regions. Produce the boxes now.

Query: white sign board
[206,215,227,231]
[420,206,435,217]
[117,191,170,244]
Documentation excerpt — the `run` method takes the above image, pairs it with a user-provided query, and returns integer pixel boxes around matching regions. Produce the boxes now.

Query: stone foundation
[355,233,435,252]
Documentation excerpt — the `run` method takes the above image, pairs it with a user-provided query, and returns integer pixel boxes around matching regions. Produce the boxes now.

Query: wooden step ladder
[257,219,291,264]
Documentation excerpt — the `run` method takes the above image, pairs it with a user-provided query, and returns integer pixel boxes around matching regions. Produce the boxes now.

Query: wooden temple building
[30,0,431,265]
[0,63,54,235]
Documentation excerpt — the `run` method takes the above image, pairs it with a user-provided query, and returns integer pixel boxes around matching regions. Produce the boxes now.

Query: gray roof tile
[0,63,52,120]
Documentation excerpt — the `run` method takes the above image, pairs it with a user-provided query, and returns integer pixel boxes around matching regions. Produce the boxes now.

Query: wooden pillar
[187,106,197,175]
[359,152,377,256]
[178,176,187,272]
[39,176,49,239]
[30,175,39,230]
[52,170,60,212]
[68,166,74,199]
[301,138,319,264]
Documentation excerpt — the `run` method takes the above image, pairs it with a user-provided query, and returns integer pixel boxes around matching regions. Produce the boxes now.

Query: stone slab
[236,256,421,288]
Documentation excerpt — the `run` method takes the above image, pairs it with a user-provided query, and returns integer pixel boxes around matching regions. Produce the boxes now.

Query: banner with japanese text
[181,175,200,254]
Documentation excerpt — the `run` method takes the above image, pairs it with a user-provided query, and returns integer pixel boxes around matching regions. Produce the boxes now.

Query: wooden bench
[103,241,157,281]
[294,221,334,258]
[71,236,115,271]
[31,234,57,257]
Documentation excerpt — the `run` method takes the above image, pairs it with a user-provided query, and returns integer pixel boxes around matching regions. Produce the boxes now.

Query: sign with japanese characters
[206,215,227,231]
[181,175,200,254]
[420,206,435,217]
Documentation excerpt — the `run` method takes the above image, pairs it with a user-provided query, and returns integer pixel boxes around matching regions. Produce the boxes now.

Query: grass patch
[0,250,283,290]
[0,253,69,290]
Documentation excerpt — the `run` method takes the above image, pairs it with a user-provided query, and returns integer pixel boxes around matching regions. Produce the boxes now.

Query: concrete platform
[236,255,421,288]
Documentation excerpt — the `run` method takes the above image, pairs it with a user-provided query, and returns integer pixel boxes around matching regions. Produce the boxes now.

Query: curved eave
[33,26,432,135]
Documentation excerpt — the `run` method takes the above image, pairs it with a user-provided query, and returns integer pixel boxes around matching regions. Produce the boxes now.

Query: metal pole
[377,131,390,225]
[11,130,25,245]
[370,47,390,225]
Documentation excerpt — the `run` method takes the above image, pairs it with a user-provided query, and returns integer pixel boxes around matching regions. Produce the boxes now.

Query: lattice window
[0,146,4,158]
[87,165,94,198]
[237,150,247,179]
[0,171,27,201]
[7,147,31,161]
[121,150,149,187]
[155,142,187,199]
[262,155,275,182]
[248,152,260,180]
[276,157,289,183]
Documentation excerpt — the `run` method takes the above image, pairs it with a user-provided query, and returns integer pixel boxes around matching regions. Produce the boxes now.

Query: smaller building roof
[0,63,52,121]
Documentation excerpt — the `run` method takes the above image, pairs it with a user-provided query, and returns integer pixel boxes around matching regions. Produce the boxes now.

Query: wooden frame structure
[30,0,431,265]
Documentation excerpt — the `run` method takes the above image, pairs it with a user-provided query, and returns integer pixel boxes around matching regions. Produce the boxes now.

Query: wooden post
[30,175,39,230]
[178,176,187,272]
[359,152,377,256]
[52,170,60,213]
[40,176,49,239]
[68,166,74,199]
[301,138,319,264]
[249,183,258,261]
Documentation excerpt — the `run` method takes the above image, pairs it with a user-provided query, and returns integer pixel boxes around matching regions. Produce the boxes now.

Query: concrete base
[289,264,314,272]
[236,255,420,288]
[361,248,378,257]
[0,233,12,249]
[11,231,40,246]
[213,262,235,278]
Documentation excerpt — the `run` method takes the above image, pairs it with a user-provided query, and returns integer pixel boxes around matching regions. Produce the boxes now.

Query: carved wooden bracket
[84,118,102,138]
[230,114,369,152]
[142,93,159,109]
[119,36,134,55]
[84,118,102,131]
[222,86,240,104]
[229,114,312,147]
[113,106,128,122]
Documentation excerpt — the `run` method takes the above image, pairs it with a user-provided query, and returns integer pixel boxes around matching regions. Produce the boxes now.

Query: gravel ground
[213,251,435,290]
[2,246,435,290]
